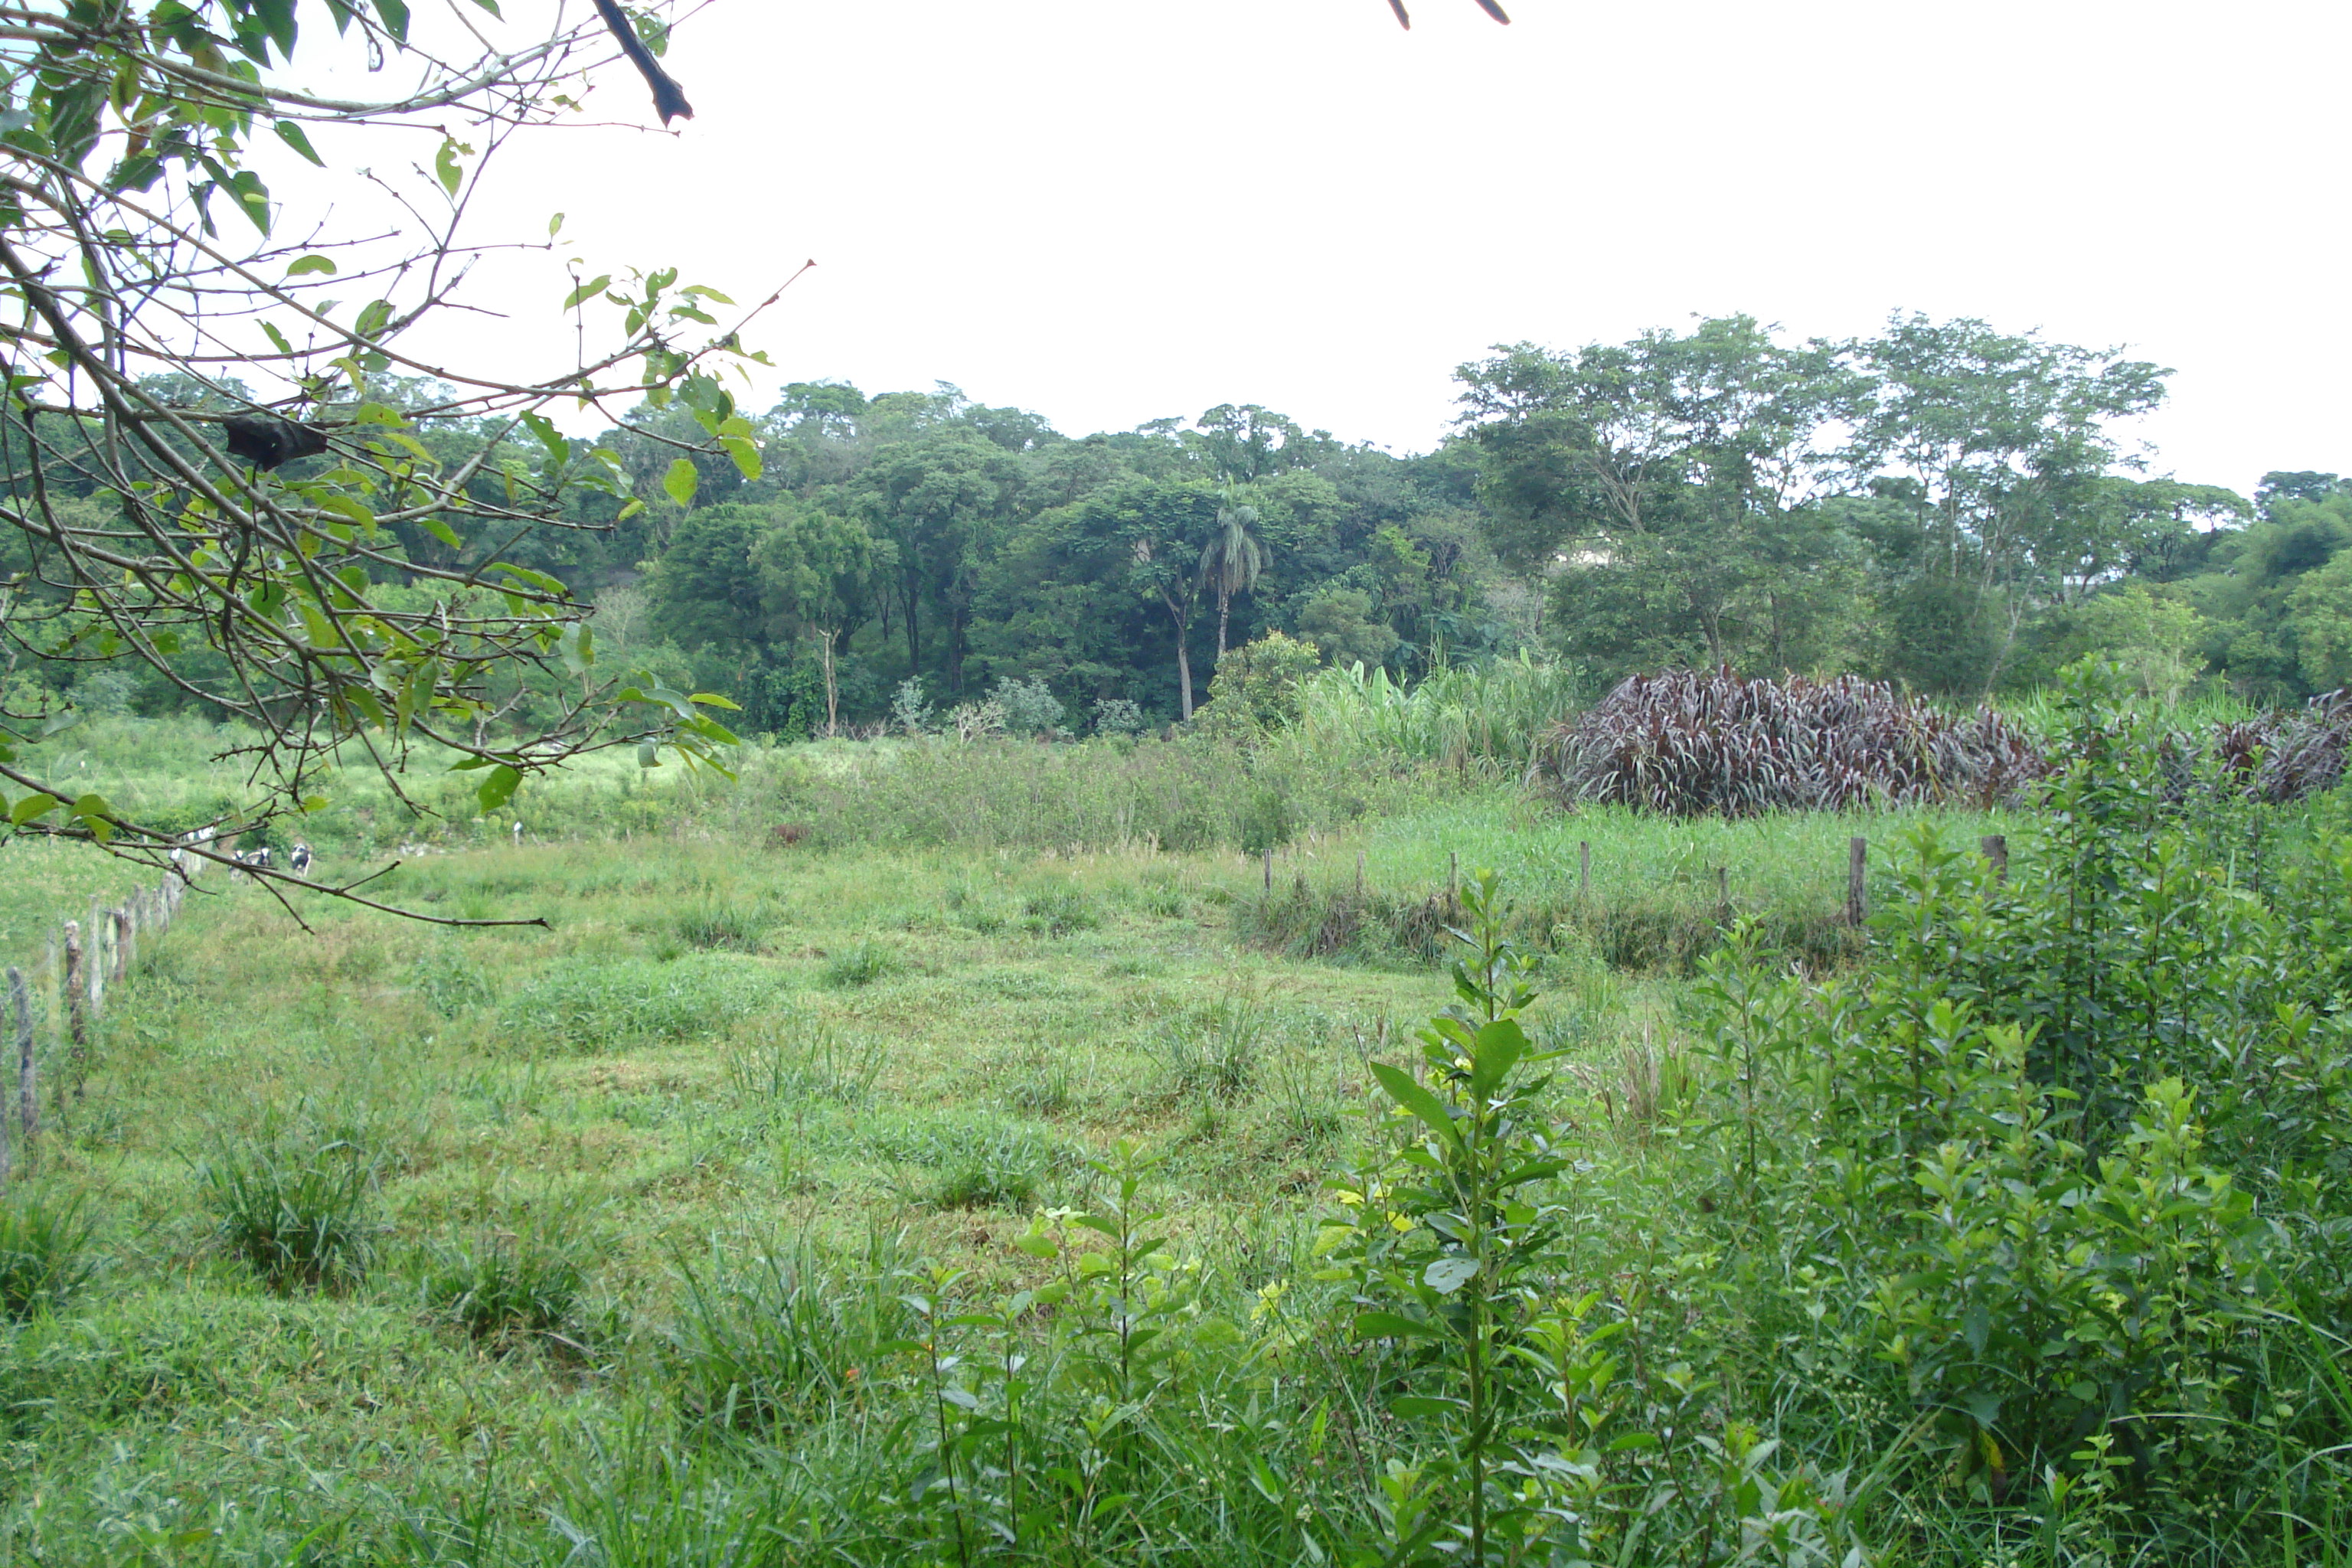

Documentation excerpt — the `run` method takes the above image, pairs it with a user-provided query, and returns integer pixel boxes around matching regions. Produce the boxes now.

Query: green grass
[0,823,1464,1560]
[4,712,2345,1566]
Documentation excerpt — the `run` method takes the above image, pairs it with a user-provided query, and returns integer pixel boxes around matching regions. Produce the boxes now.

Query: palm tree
[1199,490,1269,660]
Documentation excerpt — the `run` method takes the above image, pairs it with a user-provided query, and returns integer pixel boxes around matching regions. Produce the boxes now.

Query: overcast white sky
[398,0,2347,495]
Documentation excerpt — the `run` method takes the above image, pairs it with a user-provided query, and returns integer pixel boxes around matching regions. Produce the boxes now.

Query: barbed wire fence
[1,847,204,1190]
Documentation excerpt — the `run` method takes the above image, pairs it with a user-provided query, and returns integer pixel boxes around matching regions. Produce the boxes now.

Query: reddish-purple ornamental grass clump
[1533,667,2047,818]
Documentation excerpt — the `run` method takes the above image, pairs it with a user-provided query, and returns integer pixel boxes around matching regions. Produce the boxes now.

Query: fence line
[2,847,201,1191]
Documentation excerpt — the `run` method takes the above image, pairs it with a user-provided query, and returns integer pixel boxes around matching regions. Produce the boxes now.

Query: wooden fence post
[0,969,14,1187]
[1449,851,1459,910]
[85,899,106,1021]
[1355,850,1365,900]
[62,920,87,1101]
[1579,841,1591,900]
[113,906,133,985]
[12,965,33,1157]
[1263,848,1272,892]
[1717,866,1730,920]
[1980,834,2008,884]
[1846,837,1869,927]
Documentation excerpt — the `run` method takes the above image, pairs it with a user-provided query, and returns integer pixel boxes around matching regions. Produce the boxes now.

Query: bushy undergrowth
[1292,654,1589,779]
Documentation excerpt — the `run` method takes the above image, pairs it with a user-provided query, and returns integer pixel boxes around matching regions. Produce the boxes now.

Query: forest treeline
[8,312,2348,738]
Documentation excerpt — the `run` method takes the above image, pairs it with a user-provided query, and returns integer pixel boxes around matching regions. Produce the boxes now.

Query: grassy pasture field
[3,695,2350,1568]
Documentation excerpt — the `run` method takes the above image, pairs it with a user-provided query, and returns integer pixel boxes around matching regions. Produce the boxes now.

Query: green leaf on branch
[1468,1018,1529,1102]
[563,275,611,311]
[719,434,761,480]
[8,792,60,825]
[1370,1062,1462,1152]
[1354,1310,1442,1341]
[286,254,337,276]
[274,121,326,168]
[1423,1256,1478,1295]
[1390,1395,1468,1420]
[662,459,698,508]
[69,794,114,843]
[475,763,522,812]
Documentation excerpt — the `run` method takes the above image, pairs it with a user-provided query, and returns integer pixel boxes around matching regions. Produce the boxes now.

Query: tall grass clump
[666,1239,908,1432]
[417,1227,588,1347]
[725,1016,880,1105]
[822,942,898,988]
[1143,995,1268,1100]
[200,1127,379,1292]
[0,1191,99,1318]
[858,1110,1068,1210]
[1536,665,2045,815]
[2199,684,2350,802]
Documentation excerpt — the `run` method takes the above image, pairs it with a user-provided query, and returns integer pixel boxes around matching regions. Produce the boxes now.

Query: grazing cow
[512,821,524,847]
[289,841,312,876]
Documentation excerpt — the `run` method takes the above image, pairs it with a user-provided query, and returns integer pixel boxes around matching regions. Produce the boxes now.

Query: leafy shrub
[889,676,933,734]
[0,1191,99,1319]
[990,675,1066,737]
[201,1128,379,1292]
[1536,666,2044,816]
[1090,697,1145,735]
[1194,630,1321,737]
[419,1229,586,1346]
[505,955,778,1047]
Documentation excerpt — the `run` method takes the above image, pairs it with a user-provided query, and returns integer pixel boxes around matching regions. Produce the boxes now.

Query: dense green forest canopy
[11,314,2345,740]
